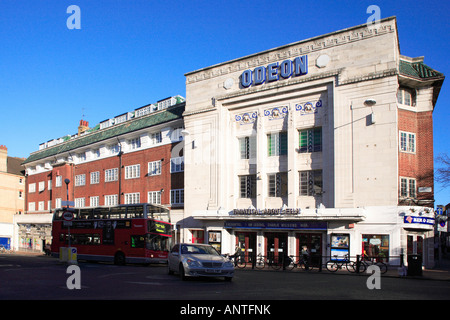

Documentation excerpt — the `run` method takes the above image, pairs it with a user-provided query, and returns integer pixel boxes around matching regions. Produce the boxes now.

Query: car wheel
[179,264,187,281]
[114,252,126,265]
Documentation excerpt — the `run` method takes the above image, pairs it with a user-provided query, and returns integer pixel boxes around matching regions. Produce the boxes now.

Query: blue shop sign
[240,55,308,88]
[403,216,435,225]
[224,220,327,230]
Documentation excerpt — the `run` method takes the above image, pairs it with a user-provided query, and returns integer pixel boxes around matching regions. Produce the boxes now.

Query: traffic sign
[436,207,444,215]
[63,211,74,221]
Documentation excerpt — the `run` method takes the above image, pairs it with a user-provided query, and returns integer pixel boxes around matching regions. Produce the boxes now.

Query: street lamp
[64,179,71,248]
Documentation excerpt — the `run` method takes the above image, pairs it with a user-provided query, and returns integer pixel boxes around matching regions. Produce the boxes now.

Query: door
[296,233,322,265]
[265,233,288,261]
[235,232,256,262]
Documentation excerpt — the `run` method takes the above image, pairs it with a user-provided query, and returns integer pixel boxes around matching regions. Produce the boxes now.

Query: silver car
[168,243,234,281]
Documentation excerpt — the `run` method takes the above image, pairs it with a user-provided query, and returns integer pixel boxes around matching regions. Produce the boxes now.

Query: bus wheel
[114,252,126,265]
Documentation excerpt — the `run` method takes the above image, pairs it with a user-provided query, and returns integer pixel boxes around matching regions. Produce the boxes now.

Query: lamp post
[64,179,71,248]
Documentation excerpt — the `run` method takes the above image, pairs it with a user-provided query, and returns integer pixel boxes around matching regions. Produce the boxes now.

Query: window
[48,180,52,191]
[170,157,184,173]
[105,168,118,182]
[239,136,256,159]
[239,175,256,198]
[268,132,287,156]
[105,194,118,206]
[109,144,120,155]
[128,137,141,150]
[125,164,140,179]
[400,131,415,153]
[75,198,85,208]
[38,201,45,211]
[148,191,161,204]
[268,172,288,197]
[28,202,35,212]
[299,170,323,196]
[362,235,389,262]
[125,193,140,204]
[397,88,414,106]
[90,196,99,207]
[148,160,162,176]
[171,189,184,205]
[29,183,36,193]
[38,181,45,192]
[90,171,100,184]
[400,177,416,198]
[75,174,86,186]
[55,198,62,208]
[56,176,62,187]
[151,132,162,145]
[299,128,322,153]
[78,152,86,162]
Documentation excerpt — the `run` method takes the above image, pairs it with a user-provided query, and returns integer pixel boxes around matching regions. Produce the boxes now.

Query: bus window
[93,207,110,219]
[79,208,93,220]
[110,206,126,219]
[131,235,146,248]
[127,206,144,219]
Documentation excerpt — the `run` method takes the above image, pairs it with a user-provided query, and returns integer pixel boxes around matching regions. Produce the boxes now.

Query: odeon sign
[240,55,308,88]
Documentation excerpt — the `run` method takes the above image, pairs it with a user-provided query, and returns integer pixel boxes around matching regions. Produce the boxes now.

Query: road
[1,253,449,312]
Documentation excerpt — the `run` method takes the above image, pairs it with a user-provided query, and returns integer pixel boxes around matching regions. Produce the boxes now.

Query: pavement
[8,250,450,281]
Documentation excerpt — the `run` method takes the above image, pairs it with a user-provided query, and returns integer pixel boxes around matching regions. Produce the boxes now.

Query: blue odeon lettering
[240,55,308,88]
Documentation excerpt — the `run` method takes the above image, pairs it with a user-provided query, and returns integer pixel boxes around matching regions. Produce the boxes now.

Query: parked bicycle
[285,255,315,271]
[224,253,247,269]
[357,255,388,274]
[254,253,283,270]
[326,255,358,273]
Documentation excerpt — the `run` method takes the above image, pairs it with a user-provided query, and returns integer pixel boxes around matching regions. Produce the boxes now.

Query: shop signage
[224,220,327,230]
[233,208,301,216]
[403,216,435,225]
[240,55,308,88]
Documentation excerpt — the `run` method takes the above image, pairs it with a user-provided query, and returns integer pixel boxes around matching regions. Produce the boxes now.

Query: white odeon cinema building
[178,17,444,268]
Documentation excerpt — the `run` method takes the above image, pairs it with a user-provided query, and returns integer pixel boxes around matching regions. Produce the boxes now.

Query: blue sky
[0,0,449,206]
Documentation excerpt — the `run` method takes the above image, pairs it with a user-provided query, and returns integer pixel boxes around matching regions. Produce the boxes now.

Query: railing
[230,253,409,274]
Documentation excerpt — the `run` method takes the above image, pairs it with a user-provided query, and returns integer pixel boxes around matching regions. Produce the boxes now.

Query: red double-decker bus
[51,203,172,265]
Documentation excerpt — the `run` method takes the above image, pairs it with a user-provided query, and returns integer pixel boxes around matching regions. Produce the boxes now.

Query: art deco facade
[181,17,444,267]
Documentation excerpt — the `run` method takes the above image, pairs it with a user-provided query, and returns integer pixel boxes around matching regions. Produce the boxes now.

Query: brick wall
[398,109,434,205]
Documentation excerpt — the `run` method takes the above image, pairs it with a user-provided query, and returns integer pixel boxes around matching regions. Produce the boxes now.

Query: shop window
[191,230,204,244]
[362,235,389,262]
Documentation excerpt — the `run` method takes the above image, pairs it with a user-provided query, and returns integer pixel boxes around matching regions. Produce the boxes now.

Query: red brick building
[16,97,185,251]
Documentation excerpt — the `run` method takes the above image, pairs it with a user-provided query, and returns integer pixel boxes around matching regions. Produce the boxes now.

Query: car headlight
[223,261,234,268]
[185,258,201,268]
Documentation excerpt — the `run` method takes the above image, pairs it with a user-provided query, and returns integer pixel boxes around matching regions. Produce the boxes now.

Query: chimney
[78,120,89,135]
[0,145,7,172]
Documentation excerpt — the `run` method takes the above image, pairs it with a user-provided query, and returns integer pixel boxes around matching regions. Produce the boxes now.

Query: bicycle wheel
[255,258,265,269]
[346,261,357,273]
[326,261,338,272]
[236,257,246,269]
[376,262,387,274]
[270,259,282,270]
[285,258,296,271]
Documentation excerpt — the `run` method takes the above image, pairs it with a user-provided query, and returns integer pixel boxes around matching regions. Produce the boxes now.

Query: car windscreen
[181,245,219,255]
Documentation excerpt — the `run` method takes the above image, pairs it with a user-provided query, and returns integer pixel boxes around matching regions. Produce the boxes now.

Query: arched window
[397,87,415,106]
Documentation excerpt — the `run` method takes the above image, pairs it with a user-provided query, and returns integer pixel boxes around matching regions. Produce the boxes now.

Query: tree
[436,153,450,188]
